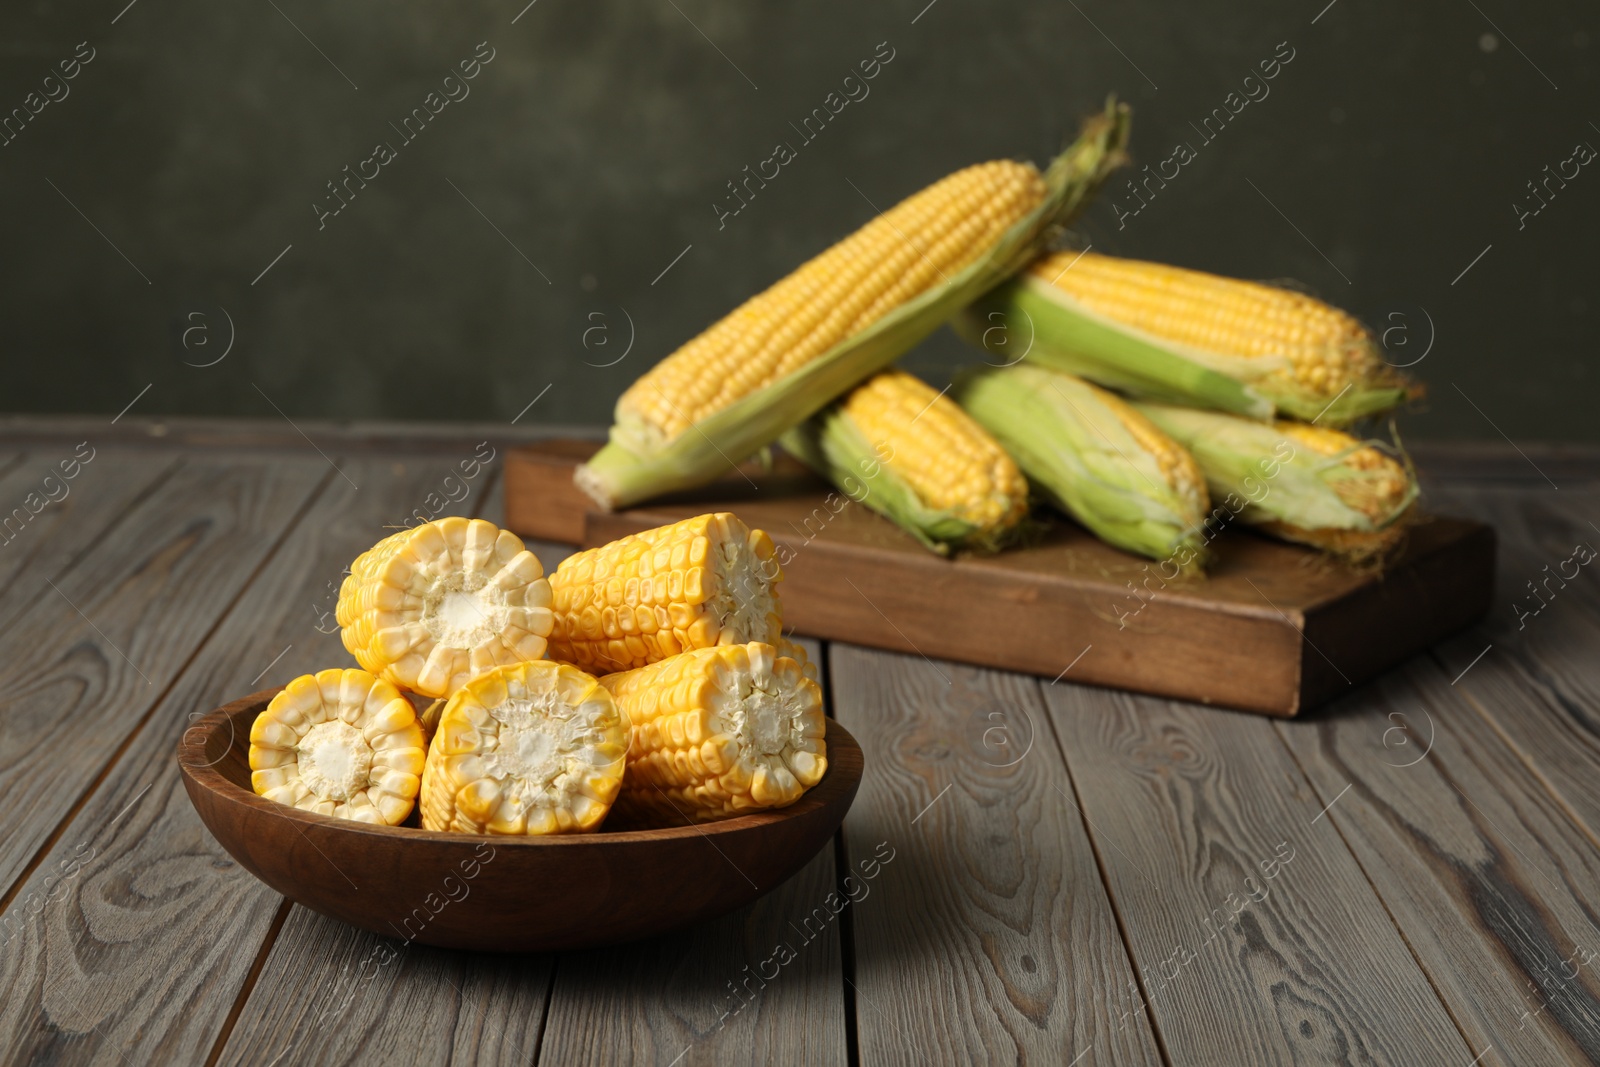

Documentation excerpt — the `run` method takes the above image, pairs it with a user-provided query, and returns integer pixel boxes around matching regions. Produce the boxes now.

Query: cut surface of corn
[576,102,1132,510]
[956,251,1410,426]
[337,517,554,700]
[953,364,1209,565]
[249,669,425,825]
[1135,403,1418,559]
[548,513,782,674]
[420,661,627,835]
[779,370,1028,554]
[600,642,827,825]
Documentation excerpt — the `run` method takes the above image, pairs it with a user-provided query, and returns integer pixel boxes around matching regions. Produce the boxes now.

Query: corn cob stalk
[548,513,782,674]
[420,661,627,835]
[600,642,826,826]
[955,251,1411,426]
[337,518,553,700]
[1134,403,1419,560]
[250,669,426,825]
[779,370,1028,555]
[952,364,1209,565]
[576,101,1132,510]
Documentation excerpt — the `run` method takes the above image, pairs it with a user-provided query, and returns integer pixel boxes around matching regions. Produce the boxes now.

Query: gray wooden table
[2,416,1598,1066]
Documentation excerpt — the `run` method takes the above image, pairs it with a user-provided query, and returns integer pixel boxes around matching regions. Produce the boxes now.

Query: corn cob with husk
[337,518,554,700]
[1134,403,1418,561]
[547,513,782,675]
[249,669,427,825]
[600,642,827,826]
[420,661,628,835]
[954,250,1412,426]
[952,363,1209,566]
[575,102,1131,510]
[779,370,1029,555]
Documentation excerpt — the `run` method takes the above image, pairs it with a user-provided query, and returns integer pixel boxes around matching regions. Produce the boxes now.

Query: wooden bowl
[178,688,863,953]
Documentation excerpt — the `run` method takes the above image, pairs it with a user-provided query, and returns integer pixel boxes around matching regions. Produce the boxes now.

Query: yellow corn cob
[548,513,782,674]
[575,98,1143,513]
[954,364,1209,564]
[337,518,554,700]
[420,661,627,835]
[600,642,827,825]
[781,369,1028,553]
[249,669,425,825]
[1262,422,1416,557]
[1026,251,1406,422]
[618,163,1048,449]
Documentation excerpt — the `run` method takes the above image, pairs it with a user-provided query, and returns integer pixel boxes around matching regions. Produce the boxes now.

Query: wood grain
[1422,484,1600,840]
[0,457,492,1066]
[1042,680,1474,1065]
[0,454,326,898]
[217,907,553,1067]
[530,634,842,1067]
[0,450,181,638]
[1279,656,1600,1063]
[829,644,1163,1066]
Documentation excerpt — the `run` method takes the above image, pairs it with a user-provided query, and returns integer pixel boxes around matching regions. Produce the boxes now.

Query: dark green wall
[1,0,1594,439]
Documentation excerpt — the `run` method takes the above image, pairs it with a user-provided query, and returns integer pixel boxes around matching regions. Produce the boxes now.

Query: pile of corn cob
[578,99,1421,568]
[250,513,827,833]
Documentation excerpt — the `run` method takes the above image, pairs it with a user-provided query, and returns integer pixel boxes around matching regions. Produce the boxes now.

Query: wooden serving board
[505,440,1495,717]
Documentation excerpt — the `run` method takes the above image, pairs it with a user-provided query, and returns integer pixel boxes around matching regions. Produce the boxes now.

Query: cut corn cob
[1134,403,1418,560]
[249,669,426,825]
[779,370,1028,555]
[337,518,554,700]
[955,251,1411,426]
[576,102,1132,509]
[953,364,1209,565]
[548,513,783,674]
[600,642,827,825]
[420,661,627,835]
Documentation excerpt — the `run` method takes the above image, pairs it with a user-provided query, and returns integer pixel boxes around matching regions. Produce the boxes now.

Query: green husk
[951,364,1208,566]
[779,404,1010,557]
[1133,403,1419,538]
[576,99,1133,510]
[953,271,1408,426]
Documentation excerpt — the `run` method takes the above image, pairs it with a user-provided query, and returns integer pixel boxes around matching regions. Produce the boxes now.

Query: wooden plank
[215,460,564,1066]
[829,645,1163,1066]
[0,454,327,898]
[0,456,509,1066]
[534,847,846,1067]
[1422,484,1600,842]
[217,908,550,1067]
[1278,657,1600,1063]
[0,450,181,636]
[508,439,1494,715]
[1042,682,1473,1065]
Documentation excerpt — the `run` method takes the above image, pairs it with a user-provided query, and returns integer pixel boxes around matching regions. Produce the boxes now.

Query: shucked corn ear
[575,101,1132,509]
[779,370,1028,555]
[548,513,782,674]
[600,642,827,825]
[955,250,1411,426]
[420,661,627,835]
[953,363,1209,566]
[250,669,426,825]
[1135,403,1419,561]
[337,518,554,700]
